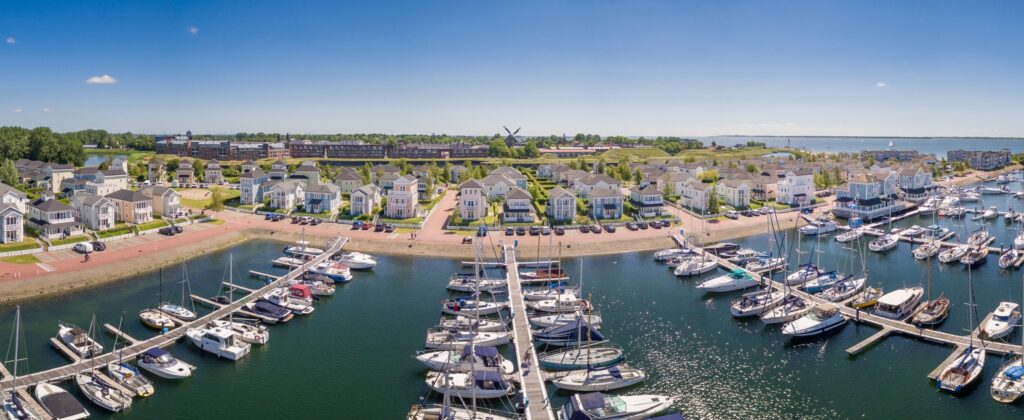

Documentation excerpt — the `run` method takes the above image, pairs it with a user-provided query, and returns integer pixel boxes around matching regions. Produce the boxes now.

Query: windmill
[503,126,523,147]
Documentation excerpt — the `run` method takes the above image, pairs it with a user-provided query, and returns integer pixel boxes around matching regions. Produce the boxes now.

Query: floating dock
[503,245,555,420]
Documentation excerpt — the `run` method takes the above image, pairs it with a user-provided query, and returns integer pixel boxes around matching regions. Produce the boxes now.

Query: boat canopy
[289,284,313,299]
[473,370,508,387]
[878,289,915,306]
[730,269,746,276]
[578,392,612,410]
[1004,366,1024,380]
[536,319,604,342]
[143,347,171,358]
[462,345,498,358]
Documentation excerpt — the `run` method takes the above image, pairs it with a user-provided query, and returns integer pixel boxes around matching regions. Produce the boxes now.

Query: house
[491,167,528,189]
[378,173,400,190]
[350,184,381,216]
[629,185,665,218]
[333,172,363,194]
[681,182,714,212]
[715,180,752,209]
[268,160,289,180]
[82,168,128,197]
[139,186,186,218]
[658,172,696,197]
[385,175,418,219]
[205,159,224,184]
[479,174,517,199]
[0,204,23,244]
[265,180,305,210]
[28,198,84,240]
[241,160,257,173]
[557,169,590,186]
[304,183,342,214]
[502,188,535,222]
[370,165,401,185]
[458,180,487,221]
[573,174,620,198]
[547,186,577,222]
[589,188,623,220]
[0,183,28,214]
[832,170,902,221]
[289,162,321,186]
[176,160,196,185]
[14,160,73,193]
[105,189,154,224]
[449,165,468,182]
[147,160,166,184]
[71,193,116,231]
[749,175,780,202]
[239,168,269,205]
[777,169,814,207]
[896,166,936,203]
[537,163,569,180]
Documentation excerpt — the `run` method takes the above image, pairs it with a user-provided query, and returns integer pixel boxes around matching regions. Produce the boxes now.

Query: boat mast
[10,306,21,399]
[229,253,234,324]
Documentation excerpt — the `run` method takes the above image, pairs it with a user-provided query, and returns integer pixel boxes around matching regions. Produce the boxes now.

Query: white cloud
[42,107,51,112]
[12,108,22,113]
[188,26,199,35]
[85,74,118,84]
[875,82,889,88]
[4,36,15,44]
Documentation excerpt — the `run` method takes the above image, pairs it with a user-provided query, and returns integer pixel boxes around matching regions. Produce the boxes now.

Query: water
[1,228,1024,418]
[706,136,1024,159]
[83,154,128,167]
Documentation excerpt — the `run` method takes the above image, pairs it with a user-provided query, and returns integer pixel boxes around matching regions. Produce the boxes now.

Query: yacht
[523,285,580,301]
[262,288,315,315]
[33,383,89,420]
[654,248,690,261]
[937,346,986,393]
[980,186,1008,195]
[921,225,951,240]
[851,287,884,308]
[729,289,786,317]
[939,244,970,263]
[211,319,270,345]
[138,309,175,330]
[868,234,898,252]
[992,360,1024,403]
[801,271,846,293]
[781,306,847,337]
[959,247,988,267]
[527,294,590,313]
[760,296,814,325]
[999,249,1021,269]
[407,404,514,420]
[745,257,787,273]
[874,287,924,320]
[550,364,646,392]
[185,325,251,361]
[982,302,1021,340]
[785,264,822,286]
[424,328,511,350]
[695,269,759,293]
[441,298,507,316]
[901,225,926,237]
[415,345,516,374]
[819,275,867,302]
[74,373,132,413]
[56,323,102,359]
[289,278,335,296]
[424,371,516,399]
[534,319,604,347]
[283,240,324,259]
[961,192,981,202]
[538,345,624,371]
[944,206,967,218]
[557,392,675,420]
[968,229,992,246]
[672,256,718,276]
[982,206,999,219]
[913,242,941,260]
[306,262,352,282]
[447,275,506,293]
[271,256,304,268]
[835,228,863,243]
[726,249,766,265]
[437,315,510,332]
[799,219,837,235]
[243,301,294,323]
[106,362,155,398]
[157,303,197,321]
[530,312,604,329]
[1014,232,1024,250]
[136,348,193,379]
[333,252,378,270]
[911,296,951,326]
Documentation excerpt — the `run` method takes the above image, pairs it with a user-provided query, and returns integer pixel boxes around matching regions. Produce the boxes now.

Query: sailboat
[911,252,949,326]
[139,268,175,330]
[936,266,986,393]
[74,315,133,413]
[414,345,516,374]
[106,314,155,398]
[213,254,270,345]
[158,264,197,321]
[2,306,43,420]
[991,271,1024,403]
[550,364,647,392]
[557,392,675,420]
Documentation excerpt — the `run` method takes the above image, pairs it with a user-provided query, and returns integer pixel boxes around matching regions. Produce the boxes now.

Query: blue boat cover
[577,392,609,410]
[144,347,170,358]
[462,345,498,358]
[1005,365,1024,380]
[536,319,604,342]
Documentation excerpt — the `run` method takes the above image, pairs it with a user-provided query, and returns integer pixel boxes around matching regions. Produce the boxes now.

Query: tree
[745,163,758,173]
[0,159,17,186]
[0,127,30,161]
[633,168,644,184]
[522,141,539,158]
[360,162,372,185]
[488,139,513,158]
[98,156,113,171]
[707,190,721,214]
[663,181,676,197]
[207,188,225,213]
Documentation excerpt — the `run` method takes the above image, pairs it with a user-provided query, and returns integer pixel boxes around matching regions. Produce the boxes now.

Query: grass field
[180,188,241,209]
[598,147,670,160]
[97,223,134,238]
[50,235,91,246]
[137,220,169,232]
[671,147,792,162]
[0,239,41,253]
[0,254,41,264]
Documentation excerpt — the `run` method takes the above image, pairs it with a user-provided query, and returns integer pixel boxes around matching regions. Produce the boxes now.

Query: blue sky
[1,0,1022,137]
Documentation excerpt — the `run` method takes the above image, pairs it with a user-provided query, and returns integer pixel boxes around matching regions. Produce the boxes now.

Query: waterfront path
[504,245,555,420]
[0,236,348,392]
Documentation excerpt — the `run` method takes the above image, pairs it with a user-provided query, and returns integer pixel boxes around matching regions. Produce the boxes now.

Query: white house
[205,160,224,184]
[491,167,528,189]
[0,204,23,244]
[147,161,166,183]
[832,170,902,221]
[71,193,116,231]
[266,180,305,210]
[176,160,196,185]
[480,174,517,199]
[289,162,321,187]
[776,169,814,207]
[385,175,418,219]
[239,168,269,205]
[105,189,154,224]
[350,184,381,217]
[28,198,84,240]
[304,183,342,214]
[589,188,623,220]
[333,172,363,194]
[139,186,186,218]
[547,186,577,222]
[268,160,289,180]
[502,188,535,222]
[681,182,714,212]
[715,180,752,209]
[458,179,487,221]
[896,166,936,203]
[573,174,620,198]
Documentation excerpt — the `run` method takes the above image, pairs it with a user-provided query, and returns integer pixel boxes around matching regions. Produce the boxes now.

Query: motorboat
[913,242,941,260]
[424,328,511,350]
[424,371,516,399]
[138,309,175,330]
[672,256,718,276]
[56,323,102,359]
[106,363,155,398]
[760,295,813,325]
[939,244,970,263]
[262,287,315,315]
[702,242,740,256]
[901,225,926,237]
[998,174,1010,184]
[407,404,514,420]
[441,297,507,316]
[801,271,846,294]
[937,345,986,393]
[437,315,509,332]
[918,203,937,216]
[851,287,884,308]
[557,392,675,420]
[550,364,646,392]
[74,372,132,412]
[745,257,787,273]
[1006,209,1018,222]
[781,305,847,337]
[244,301,294,323]
[288,278,336,296]
[911,296,950,326]
[961,192,981,202]
[799,219,837,235]
[868,234,898,252]
[447,275,506,293]
[528,294,590,313]
[283,240,324,259]
[696,269,759,293]
[982,302,1021,340]
[729,289,786,317]
[538,344,624,371]
[968,229,992,246]
[211,319,270,345]
[944,206,967,218]
[522,285,580,301]
[1015,191,1024,199]
[980,186,1008,195]
[530,312,604,329]
[959,247,988,267]
[835,228,863,243]
[1015,233,1024,250]
[521,268,567,281]
[272,256,304,268]
[333,252,378,270]
[157,303,197,321]
[819,275,866,302]
[533,319,604,347]
[785,264,822,286]
[992,360,1024,403]
[1000,249,1021,269]
[185,325,251,360]
[726,249,768,266]
[306,261,352,282]
[415,345,516,374]
[653,248,690,261]
[874,287,924,320]
[136,348,192,379]
[34,383,89,420]
[982,206,999,219]
[921,225,951,240]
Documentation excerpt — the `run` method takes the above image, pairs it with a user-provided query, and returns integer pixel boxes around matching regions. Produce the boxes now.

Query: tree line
[0,126,88,166]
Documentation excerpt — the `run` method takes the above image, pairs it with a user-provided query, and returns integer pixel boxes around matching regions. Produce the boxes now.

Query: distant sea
[704,136,1024,159]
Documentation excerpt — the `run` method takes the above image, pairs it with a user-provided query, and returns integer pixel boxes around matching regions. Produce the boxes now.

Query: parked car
[625,222,638,231]
[648,221,661,229]
[554,226,565,235]
[311,218,322,226]
[515,227,526,236]
[591,224,602,234]
[374,224,385,232]
[758,207,770,215]
[741,210,755,217]
[73,242,94,254]
[264,213,274,220]
[638,222,648,230]
[541,226,551,235]
[273,214,286,221]
[384,224,395,232]
[603,224,616,233]
[476,226,488,237]
[801,208,814,214]
[91,241,106,251]
[173,225,184,233]
[529,226,540,236]
[579,225,590,233]
[724,210,739,220]
[299,217,310,225]
[505,227,515,236]
[352,221,363,229]
[362,223,372,230]
[158,227,176,236]
[291,217,300,224]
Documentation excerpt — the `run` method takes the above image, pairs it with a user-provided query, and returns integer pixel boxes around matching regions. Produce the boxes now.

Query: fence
[0,246,43,258]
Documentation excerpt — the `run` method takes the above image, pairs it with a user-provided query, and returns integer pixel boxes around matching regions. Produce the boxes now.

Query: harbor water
[2,223,1024,417]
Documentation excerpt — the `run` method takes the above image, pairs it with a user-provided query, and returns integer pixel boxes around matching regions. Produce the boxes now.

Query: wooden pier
[0,236,348,392]
[0,361,53,420]
[103,323,139,345]
[846,327,892,356]
[503,245,555,420]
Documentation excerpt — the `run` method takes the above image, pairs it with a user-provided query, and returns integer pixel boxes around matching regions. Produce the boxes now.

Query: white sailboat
[424,370,516,399]
[106,314,155,398]
[415,345,516,374]
[781,305,847,337]
[550,364,646,392]
[760,295,814,325]
[437,315,509,332]
[424,328,511,350]
[557,392,675,420]
[2,306,44,420]
[937,266,986,393]
[217,254,270,345]
[729,288,786,317]
[991,272,1024,403]
[158,264,198,321]
[74,373,132,413]
[140,268,176,330]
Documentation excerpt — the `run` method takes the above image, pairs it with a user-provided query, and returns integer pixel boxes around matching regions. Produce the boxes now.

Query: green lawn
[377,216,424,224]
[180,188,241,209]
[97,223,134,238]
[137,220,169,231]
[224,197,256,210]
[50,235,91,246]
[599,147,670,160]
[0,254,41,264]
[0,239,41,253]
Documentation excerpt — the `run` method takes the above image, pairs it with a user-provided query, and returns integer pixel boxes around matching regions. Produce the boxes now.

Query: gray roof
[506,187,532,200]
[31,198,73,212]
[103,169,127,176]
[240,168,267,179]
[139,186,176,198]
[106,189,151,202]
[334,172,362,181]
[71,193,111,208]
[306,183,340,194]
[0,183,26,198]
[353,184,380,196]
[460,179,483,189]
[548,186,575,199]
[630,185,662,195]
[589,188,620,198]
[0,203,22,215]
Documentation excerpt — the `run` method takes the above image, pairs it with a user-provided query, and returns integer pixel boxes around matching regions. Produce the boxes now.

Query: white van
[73,242,94,254]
